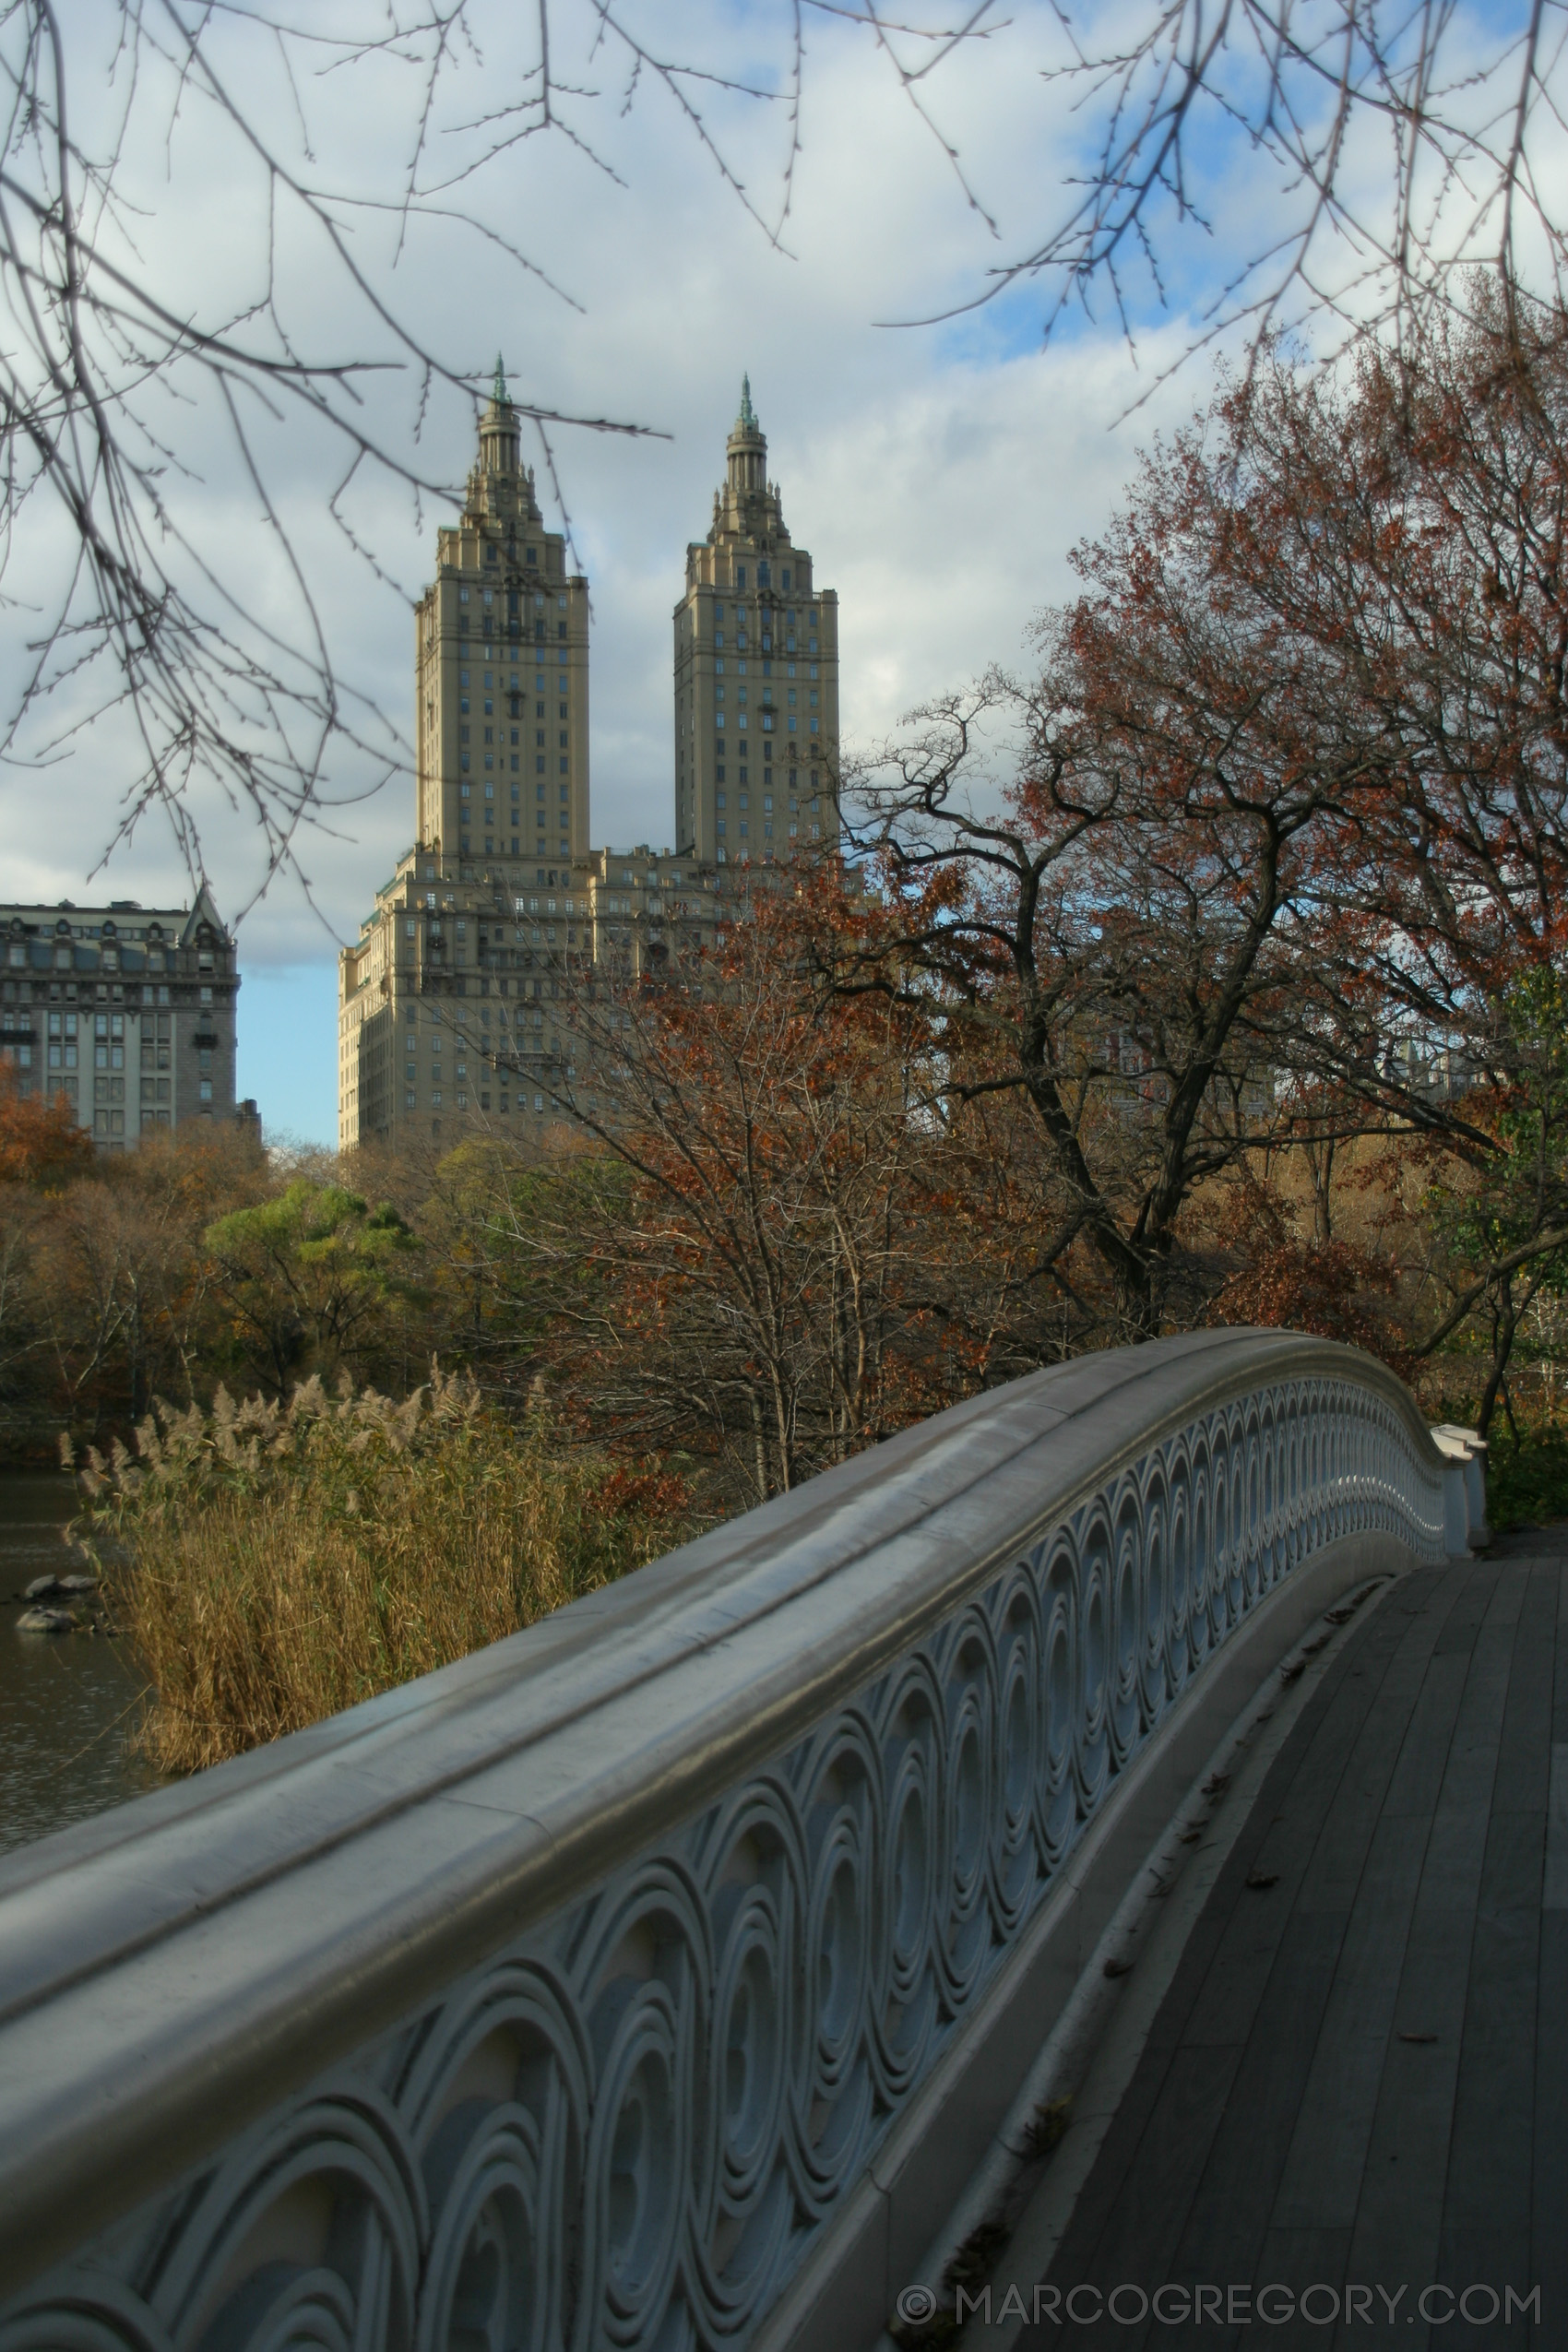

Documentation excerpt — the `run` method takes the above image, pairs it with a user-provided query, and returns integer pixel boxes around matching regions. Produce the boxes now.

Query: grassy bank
[74,1372,693,1775]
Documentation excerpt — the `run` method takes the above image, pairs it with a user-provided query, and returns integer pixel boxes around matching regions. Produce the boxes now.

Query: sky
[1,0,1552,1145]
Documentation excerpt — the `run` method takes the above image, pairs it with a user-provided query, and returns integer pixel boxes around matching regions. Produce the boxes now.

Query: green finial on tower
[739,372,756,431]
[493,354,509,406]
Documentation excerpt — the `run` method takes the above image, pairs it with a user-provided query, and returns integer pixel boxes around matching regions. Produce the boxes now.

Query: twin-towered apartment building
[338,375,842,1148]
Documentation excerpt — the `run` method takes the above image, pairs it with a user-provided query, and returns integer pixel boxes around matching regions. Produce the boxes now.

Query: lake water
[0,1474,161,1855]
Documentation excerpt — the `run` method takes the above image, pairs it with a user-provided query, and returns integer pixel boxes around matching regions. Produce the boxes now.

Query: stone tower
[412,363,591,869]
[672,378,839,863]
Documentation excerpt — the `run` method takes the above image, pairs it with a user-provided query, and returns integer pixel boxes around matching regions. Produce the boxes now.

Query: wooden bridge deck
[1007,1532,1566,2349]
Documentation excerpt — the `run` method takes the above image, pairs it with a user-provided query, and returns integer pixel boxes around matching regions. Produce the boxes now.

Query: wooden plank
[1342,1571,1521,2299]
[1012,1557,1563,2352]
[1018,1595,1419,2348]
[1489,1564,1557,1818]
[1531,1912,1568,2338]
[1233,2227,1353,2351]
[1291,1604,1455,1918]
[1551,1554,1568,1750]
[1025,2044,1244,2352]
[1155,1915,1348,2303]
[1426,1573,1554,2344]
[1436,1802,1541,2311]
[1266,1813,1428,2235]
[1532,1556,1568,2329]
[1431,1563,1502,1658]
[1380,1650,1477,1822]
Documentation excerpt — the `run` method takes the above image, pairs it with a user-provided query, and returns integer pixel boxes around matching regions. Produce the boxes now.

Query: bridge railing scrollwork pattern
[0,1348,1461,2352]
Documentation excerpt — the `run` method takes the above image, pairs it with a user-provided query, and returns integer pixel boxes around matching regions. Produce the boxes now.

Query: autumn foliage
[844,279,1568,1433]
[15,278,1568,1488]
[0,1063,94,1186]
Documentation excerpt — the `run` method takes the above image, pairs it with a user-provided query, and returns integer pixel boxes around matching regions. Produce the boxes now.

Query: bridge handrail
[0,1332,1469,2346]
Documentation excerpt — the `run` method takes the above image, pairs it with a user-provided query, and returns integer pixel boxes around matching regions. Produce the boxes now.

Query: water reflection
[0,1474,161,1855]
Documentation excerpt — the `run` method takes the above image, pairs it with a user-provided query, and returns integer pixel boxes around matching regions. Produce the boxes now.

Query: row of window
[407,1091,557,1116]
[714,716,820,735]
[0,1062,198,1113]
[455,668,568,693]
[460,782,569,802]
[478,542,552,569]
[711,633,818,659]
[5,943,220,973]
[710,763,821,788]
[457,726,567,747]
[712,836,818,859]
[458,731,568,752]
[709,659,819,682]
[458,695,567,719]
[22,987,214,1016]
[460,754,570,775]
[716,561,802,592]
[458,839,570,860]
[457,586,568,611]
[717,792,821,811]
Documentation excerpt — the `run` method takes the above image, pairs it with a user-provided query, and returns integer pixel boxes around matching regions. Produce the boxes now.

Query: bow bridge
[0,1332,1526,2351]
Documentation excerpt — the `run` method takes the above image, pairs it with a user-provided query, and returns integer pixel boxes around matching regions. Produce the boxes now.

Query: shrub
[1483,1425,1568,1533]
[70,1369,693,1774]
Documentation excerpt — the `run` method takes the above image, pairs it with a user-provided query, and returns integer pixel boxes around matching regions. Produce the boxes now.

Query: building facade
[339,847,739,1141]
[0,886,241,1146]
[672,379,840,863]
[340,378,842,1150]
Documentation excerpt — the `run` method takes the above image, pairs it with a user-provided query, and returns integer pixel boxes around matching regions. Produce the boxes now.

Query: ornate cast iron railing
[0,1334,1478,2352]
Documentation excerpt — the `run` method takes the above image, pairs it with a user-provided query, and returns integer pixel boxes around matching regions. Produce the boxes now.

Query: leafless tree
[6,0,1568,901]
[942,0,1568,386]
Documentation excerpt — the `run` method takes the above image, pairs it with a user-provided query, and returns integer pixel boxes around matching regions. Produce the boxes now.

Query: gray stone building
[0,885,241,1146]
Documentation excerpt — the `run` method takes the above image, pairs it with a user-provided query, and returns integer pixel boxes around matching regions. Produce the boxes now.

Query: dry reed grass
[69,1369,693,1774]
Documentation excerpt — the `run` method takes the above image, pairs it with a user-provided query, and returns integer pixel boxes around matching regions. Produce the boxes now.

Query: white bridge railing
[0,1334,1483,2352]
